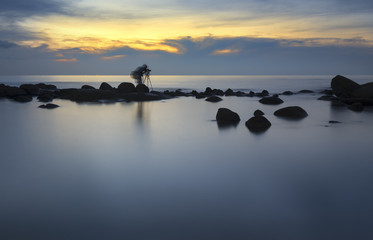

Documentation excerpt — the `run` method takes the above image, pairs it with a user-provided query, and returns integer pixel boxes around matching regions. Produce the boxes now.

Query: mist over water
[1,75,373,239]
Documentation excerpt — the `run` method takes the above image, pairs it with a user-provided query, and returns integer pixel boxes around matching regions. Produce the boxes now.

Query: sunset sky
[1,0,373,75]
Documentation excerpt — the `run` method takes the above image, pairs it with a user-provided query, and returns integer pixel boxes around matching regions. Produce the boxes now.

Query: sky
[0,0,373,75]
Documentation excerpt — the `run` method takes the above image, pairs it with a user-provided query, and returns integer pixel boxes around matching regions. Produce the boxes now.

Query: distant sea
[1,75,373,240]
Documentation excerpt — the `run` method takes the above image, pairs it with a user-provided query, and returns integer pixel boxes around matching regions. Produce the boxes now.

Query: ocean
[1,75,373,239]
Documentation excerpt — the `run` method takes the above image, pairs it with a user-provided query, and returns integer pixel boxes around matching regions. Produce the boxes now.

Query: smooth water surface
[1,76,373,239]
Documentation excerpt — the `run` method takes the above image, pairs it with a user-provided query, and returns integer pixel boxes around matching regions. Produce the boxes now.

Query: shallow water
[1,76,373,239]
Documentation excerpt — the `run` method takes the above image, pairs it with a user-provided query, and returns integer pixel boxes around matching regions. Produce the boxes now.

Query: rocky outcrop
[216,108,240,123]
[13,95,33,103]
[254,109,264,116]
[331,75,360,97]
[20,84,40,95]
[5,87,27,98]
[274,106,308,119]
[81,85,96,90]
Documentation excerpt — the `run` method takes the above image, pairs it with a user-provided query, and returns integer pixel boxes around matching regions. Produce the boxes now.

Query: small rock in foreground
[205,96,223,102]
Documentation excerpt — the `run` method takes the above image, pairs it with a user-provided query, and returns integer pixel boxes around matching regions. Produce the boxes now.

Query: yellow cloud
[101,54,126,60]
[54,58,77,62]
[212,48,241,55]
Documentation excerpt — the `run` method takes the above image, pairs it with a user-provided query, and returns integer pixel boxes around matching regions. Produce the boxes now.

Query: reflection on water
[1,90,373,239]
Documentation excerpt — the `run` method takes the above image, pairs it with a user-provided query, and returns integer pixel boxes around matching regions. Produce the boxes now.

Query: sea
[1,75,373,240]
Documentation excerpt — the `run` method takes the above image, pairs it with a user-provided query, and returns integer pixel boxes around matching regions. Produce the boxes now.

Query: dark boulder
[99,82,113,91]
[0,84,6,97]
[5,87,27,98]
[256,90,269,97]
[13,95,33,103]
[216,108,240,123]
[245,116,271,133]
[259,96,284,105]
[39,103,59,109]
[254,109,264,116]
[351,82,373,98]
[348,102,364,112]
[136,84,150,93]
[224,88,235,96]
[318,95,338,101]
[20,84,40,95]
[274,106,308,119]
[331,75,360,97]
[117,82,136,93]
[205,96,223,102]
[81,85,96,90]
[204,87,213,95]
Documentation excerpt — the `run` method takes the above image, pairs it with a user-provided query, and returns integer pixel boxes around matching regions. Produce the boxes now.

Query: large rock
[39,103,59,109]
[245,116,271,133]
[13,95,33,103]
[351,82,373,98]
[99,82,113,91]
[216,108,240,123]
[259,96,284,105]
[136,83,149,93]
[331,75,360,97]
[274,106,308,119]
[81,85,95,90]
[348,102,364,112]
[35,83,57,90]
[117,82,136,93]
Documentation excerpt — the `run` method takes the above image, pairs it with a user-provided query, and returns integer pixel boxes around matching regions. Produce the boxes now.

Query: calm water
[1,75,373,239]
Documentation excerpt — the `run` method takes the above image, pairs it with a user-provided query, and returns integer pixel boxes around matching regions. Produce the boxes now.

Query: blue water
[1,75,373,239]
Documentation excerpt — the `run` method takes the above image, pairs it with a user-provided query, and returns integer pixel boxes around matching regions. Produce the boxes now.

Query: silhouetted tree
[130,64,151,85]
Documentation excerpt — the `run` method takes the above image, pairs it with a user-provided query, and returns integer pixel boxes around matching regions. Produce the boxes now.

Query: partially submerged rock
[351,82,373,99]
[274,106,308,119]
[254,109,264,116]
[331,75,360,97]
[259,96,284,105]
[348,102,364,112]
[205,96,223,103]
[246,115,271,133]
[216,108,240,123]
[39,103,59,109]
[99,82,113,91]
[117,82,136,93]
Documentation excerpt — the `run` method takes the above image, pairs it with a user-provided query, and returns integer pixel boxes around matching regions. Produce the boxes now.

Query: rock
[254,109,264,116]
[39,103,59,109]
[20,84,40,95]
[13,95,33,103]
[224,88,235,96]
[0,84,6,97]
[348,102,364,112]
[274,106,308,119]
[205,96,223,102]
[204,87,213,95]
[320,89,334,95]
[136,84,149,93]
[245,116,271,133]
[318,95,338,101]
[99,82,113,90]
[35,83,57,90]
[117,82,136,93]
[81,85,96,90]
[5,87,27,98]
[282,91,294,95]
[259,96,284,105]
[351,82,373,98]
[256,90,269,97]
[331,75,360,97]
[329,120,341,124]
[298,89,314,93]
[37,93,54,102]
[216,108,240,123]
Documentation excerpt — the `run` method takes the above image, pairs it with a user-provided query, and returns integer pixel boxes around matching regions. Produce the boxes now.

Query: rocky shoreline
[1,75,372,133]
